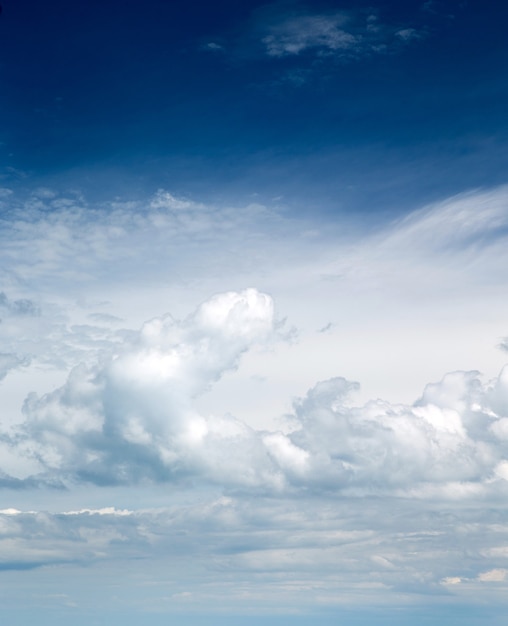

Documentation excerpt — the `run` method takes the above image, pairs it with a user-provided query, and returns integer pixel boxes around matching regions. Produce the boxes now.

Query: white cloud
[61,507,133,516]
[2,179,508,496]
[0,493,508,613]
[14,289,284,486]
[477,569,508,582]
[287,370,508,494]
[263,14,358,57]
[259,10,422,59]
[1,182,508,433]
[3,285,508,500]
[203,42,224,52]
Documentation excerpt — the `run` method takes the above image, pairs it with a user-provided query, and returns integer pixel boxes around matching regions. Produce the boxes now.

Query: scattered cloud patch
[259,9,424,60]
[0,188,294,295]
[477,568,508,582]
[203,42,224,52]
[262,13,357,57]
[61,507,133,516]
[395,27,420,42]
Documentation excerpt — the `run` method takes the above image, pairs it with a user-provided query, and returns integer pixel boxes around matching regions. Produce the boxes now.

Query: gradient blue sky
[2,0,508,211]
[2,1,508,625]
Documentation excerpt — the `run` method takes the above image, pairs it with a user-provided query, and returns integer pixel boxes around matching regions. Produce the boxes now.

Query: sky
[1,0,508,624]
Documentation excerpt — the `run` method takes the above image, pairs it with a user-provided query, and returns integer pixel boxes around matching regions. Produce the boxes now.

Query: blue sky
[2,0,508,211]
[2,1,508,624]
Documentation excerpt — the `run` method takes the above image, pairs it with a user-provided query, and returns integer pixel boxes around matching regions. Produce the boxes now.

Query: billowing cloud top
[2,286,506,499]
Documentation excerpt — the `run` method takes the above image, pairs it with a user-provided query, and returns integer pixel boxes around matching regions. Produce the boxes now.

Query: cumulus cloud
[0,188,303,383]
[15,289,281,486]
[286,371,508,495]
[2,286,507,499]
[1,185,508,497]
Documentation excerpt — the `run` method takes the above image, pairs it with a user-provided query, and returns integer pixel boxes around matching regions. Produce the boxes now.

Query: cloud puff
[286,371,508,494]
[260,10,422,59]
[17,289,281,486]
[4,285,508,498]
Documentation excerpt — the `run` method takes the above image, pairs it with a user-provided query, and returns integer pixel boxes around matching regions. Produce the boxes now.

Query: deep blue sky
[1,0,507,213]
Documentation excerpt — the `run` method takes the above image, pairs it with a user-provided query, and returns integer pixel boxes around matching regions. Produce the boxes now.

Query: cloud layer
[1,494,508,615]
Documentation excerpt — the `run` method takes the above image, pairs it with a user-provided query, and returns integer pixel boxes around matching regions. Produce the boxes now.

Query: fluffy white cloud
[2,184,508,482]
[287,371,508,494]
[15,289,282,486]
[3,286,508,499]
